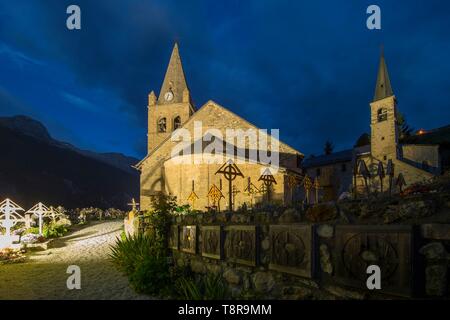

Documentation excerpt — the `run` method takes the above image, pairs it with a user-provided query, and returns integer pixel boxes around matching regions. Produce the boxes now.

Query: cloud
[0,0,449,158]
[60,92,102,113]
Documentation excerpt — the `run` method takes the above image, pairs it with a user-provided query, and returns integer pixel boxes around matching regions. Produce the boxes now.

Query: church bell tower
[369,49,399,162]
[147,43,195,153]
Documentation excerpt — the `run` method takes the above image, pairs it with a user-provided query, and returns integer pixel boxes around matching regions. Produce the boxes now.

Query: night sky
[1,1,449,159]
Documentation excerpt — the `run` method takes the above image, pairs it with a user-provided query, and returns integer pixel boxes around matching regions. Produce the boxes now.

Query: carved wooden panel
[269,225,313,278]
[201,226,222,259]
[180,225,197,254]
[334,225,413,296]
[169,225,179,250]
[224,225,258,266]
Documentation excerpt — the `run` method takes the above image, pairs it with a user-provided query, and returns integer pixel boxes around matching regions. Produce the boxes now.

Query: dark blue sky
[1,0,449,159]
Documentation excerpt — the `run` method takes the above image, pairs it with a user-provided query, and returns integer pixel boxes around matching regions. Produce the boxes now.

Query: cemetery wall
[164,195,450,299]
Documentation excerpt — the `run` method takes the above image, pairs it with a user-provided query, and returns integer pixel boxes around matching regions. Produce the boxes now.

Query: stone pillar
[419,242,448,296]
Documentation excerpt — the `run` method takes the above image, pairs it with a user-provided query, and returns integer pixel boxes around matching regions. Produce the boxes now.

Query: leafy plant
[129,254,170,295]
[43,223,68,238]
[174,273,230,300]
[24,227,40,235]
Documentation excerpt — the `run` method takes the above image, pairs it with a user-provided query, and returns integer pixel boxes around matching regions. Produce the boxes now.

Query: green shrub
[110,233,170,295]
[43,223,68,238]
[129,255,170,295]
[24,227,40,235]
[174,273,230,300]
[109,234,161,275]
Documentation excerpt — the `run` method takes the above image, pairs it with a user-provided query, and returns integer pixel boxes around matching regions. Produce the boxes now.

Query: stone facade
[164,211,450,299]
[137,44,304,210]
[128,188,450,299]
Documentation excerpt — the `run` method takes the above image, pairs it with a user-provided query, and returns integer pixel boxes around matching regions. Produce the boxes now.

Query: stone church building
[136,44,304,211]
[303,51,449,201]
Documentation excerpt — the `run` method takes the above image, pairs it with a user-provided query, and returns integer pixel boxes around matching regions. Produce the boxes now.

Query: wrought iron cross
[377,161,386,193]
[127,198,140,212]
[358,159,371,197]
[187,180,199,209]
[258,168,277,203]
[244,177,260,207]
[386,159,395,196]
[208,184,224,210]
[303,175,312,204]
[396,173,406,193]
[313,177,321,204]
[215,159,244,211]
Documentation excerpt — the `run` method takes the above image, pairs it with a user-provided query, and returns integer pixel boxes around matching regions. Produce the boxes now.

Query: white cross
[0,198,25,248]
[27,202,51,235]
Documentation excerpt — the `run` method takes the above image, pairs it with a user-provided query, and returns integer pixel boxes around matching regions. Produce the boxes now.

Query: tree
[354,133,370,147]
[397,112,414,140]
[324,140,334,155]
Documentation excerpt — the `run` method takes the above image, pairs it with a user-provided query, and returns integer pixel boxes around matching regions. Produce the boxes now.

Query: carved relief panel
[180,225,197,254]
[169,225,179,250]
[334,225,413,296]
[201,226,222,259]
[269,225,313,278]
[224,226,258,266]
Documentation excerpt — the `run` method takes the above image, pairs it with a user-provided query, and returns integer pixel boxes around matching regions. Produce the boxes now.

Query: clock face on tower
[164,91,174,102]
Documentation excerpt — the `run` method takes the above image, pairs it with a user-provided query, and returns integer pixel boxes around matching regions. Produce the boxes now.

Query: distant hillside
[0,115,139,174]
[0,115,140,209]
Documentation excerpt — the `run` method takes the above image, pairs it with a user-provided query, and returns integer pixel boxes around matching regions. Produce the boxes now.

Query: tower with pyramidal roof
[147,43,195,153]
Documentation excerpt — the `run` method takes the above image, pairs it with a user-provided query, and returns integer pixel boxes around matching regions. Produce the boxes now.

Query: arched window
[377,108,388,122]
[157,117,166,133]
[173,116,181,130]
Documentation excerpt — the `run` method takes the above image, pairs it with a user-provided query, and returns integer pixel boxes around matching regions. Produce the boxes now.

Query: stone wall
[165,204,450,299]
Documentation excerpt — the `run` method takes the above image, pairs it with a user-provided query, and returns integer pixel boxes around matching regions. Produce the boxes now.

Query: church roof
[135,100,303,169]
[302,149,354,168]
[158,43,190,104]
[373,49,394,102]
[401,125,450,146]
[302,145,370,168]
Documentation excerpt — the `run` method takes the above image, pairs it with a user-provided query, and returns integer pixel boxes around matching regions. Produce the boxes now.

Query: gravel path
[0,220,151,300]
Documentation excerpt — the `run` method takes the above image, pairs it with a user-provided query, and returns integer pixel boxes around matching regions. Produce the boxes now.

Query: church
[303,51,450,201]
[135,44,304,211]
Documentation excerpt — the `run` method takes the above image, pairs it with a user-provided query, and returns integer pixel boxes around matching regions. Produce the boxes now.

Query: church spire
[373,47,394,102]
[158,42,190,104]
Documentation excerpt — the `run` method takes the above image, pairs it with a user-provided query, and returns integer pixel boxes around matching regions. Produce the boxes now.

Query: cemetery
[0,198,126,264]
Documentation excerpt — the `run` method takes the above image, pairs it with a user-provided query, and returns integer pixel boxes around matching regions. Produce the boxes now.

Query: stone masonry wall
[164,198,450,299]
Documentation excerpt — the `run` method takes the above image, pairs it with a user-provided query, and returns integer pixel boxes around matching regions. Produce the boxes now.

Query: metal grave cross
[208,184,224,211]
[377,161,386,193]
[303,175,312,204]
[0,198,25,247]
[386,159,395,196]
[244,177,260,207]
[187,180,199,210]
[215,159,244,211]
[27,202,51,235]
[127,198,140,212]
[396,173,407,193]
[49,206,64,223]
[358,159,371,196]
[313,177,321,204]
[258,168,277,203]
